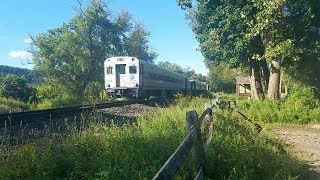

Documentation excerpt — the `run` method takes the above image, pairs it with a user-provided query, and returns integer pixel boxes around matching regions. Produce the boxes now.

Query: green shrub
[0,74,36,102]
[239,86,320,124]
[82,81,111,104]
[279,86,320,124]
[0,97,32,113]
[239,99,280,123]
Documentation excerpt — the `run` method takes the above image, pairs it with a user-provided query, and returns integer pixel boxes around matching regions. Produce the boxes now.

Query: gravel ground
[272,125,320,179]
[98,103,160,118]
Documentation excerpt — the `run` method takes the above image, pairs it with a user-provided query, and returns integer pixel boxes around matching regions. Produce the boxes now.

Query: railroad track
[0,98,159,128]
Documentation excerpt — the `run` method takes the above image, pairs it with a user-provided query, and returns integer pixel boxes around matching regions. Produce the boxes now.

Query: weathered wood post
[186,111,206,179]
[212,94,221,109]
[204,103,212,134]
[204,103,213,153]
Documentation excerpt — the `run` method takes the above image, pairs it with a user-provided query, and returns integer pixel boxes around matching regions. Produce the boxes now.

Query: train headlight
[107,84,110,87]
[136,84,139,87]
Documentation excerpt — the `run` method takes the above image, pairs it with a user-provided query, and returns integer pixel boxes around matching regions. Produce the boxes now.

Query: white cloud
[9,50,33,59]
[24,38,33,44]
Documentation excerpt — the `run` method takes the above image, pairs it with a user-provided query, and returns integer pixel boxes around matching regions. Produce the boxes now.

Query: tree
[31,0,157,103]
[0,74,35,102]
[178,0,320,100]
[157,61,185,75]
[208,63,244,93]
[157,61,207,81]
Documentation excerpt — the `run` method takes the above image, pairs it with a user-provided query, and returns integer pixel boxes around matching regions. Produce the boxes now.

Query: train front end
[104,56,140,98]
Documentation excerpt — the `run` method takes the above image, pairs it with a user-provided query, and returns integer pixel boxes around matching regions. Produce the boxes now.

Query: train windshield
[129,66,137,74]
[117,64,126,74]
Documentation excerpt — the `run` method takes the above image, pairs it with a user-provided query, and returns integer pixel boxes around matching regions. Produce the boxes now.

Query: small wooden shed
[235,76,251,97]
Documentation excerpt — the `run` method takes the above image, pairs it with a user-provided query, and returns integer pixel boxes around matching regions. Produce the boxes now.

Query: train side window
[129,66,137,74]
[106,66,113,74]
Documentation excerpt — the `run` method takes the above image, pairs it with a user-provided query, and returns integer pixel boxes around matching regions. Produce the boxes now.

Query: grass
[0,96,310,179]
[237,86,320,124]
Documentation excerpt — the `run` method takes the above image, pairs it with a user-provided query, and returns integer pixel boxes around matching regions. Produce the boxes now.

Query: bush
[0,74,36,102]
[82,81,111,104]
[238,85,320,124]
[279,86,320,124]
[36,84,82,109]
[238,99,280,123]
[0,97,32,113]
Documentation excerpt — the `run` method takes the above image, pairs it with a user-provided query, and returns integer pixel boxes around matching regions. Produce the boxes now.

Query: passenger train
[104,56,208,98]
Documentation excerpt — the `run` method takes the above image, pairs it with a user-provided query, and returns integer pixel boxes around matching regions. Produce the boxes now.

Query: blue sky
[0,0,207,74]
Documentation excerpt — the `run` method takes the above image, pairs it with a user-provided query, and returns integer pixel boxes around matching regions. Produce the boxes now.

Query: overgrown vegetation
[0,96,308,179]
[0,97,33,113]
[0,74,36,102]
[238,86,320,124]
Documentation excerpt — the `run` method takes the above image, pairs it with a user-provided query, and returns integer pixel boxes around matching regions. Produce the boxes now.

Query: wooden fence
[153,96,221,180]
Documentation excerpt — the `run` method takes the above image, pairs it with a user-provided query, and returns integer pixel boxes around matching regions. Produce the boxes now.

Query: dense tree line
[0,74,35,102]
[0,65,42,85]
[178,0,320,99]
[157,61,207,82]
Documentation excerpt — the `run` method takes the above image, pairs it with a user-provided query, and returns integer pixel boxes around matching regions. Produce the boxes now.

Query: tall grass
[207,112,308,179]
[238,86,320,124]
[0,96,308,179]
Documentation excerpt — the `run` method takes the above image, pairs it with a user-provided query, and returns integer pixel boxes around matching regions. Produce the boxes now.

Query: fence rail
[153,96,220,180]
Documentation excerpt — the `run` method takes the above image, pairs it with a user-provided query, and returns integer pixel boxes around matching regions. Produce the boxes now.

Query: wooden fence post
[186,111,206,177]
[204,103,212,134]
[212,94,221,109]
[204,103,213,154]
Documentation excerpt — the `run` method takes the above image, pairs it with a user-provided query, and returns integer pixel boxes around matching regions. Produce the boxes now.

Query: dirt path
[272,125,320,179]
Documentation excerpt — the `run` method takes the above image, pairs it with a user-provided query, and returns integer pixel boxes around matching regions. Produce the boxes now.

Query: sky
[0,0,208,74]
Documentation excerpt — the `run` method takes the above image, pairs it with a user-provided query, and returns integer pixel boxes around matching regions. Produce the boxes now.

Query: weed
[238,85,320,124]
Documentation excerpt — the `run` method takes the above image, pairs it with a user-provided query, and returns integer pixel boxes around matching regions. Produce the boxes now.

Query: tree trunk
[249,60,260,100]
[267,59,281,99]
[259,60,269,95]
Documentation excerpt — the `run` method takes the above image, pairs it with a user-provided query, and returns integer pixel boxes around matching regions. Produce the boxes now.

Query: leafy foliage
[0,97,32,113]
[207,63,244,93]
[239,86,320,124]
[0,65,42,85]
[157,61,207,81]
[0,74,36,102]
[284,57,320,88]
[82,81,111,104]
[31,1,157,103]
[178,0,320,99]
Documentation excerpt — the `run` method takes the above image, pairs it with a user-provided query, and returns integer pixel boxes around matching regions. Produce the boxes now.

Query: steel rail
[0,98,156,127]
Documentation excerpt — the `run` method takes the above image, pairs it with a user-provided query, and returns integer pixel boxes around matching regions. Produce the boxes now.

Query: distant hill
[0,65,43,85]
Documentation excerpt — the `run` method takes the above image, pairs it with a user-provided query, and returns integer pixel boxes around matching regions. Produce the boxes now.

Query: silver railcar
[104,56,188,98]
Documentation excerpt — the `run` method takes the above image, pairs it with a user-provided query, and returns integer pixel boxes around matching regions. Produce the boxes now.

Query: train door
[115,64,127,87]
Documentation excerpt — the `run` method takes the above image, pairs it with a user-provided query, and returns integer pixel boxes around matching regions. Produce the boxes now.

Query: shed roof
[236,76,250,84]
